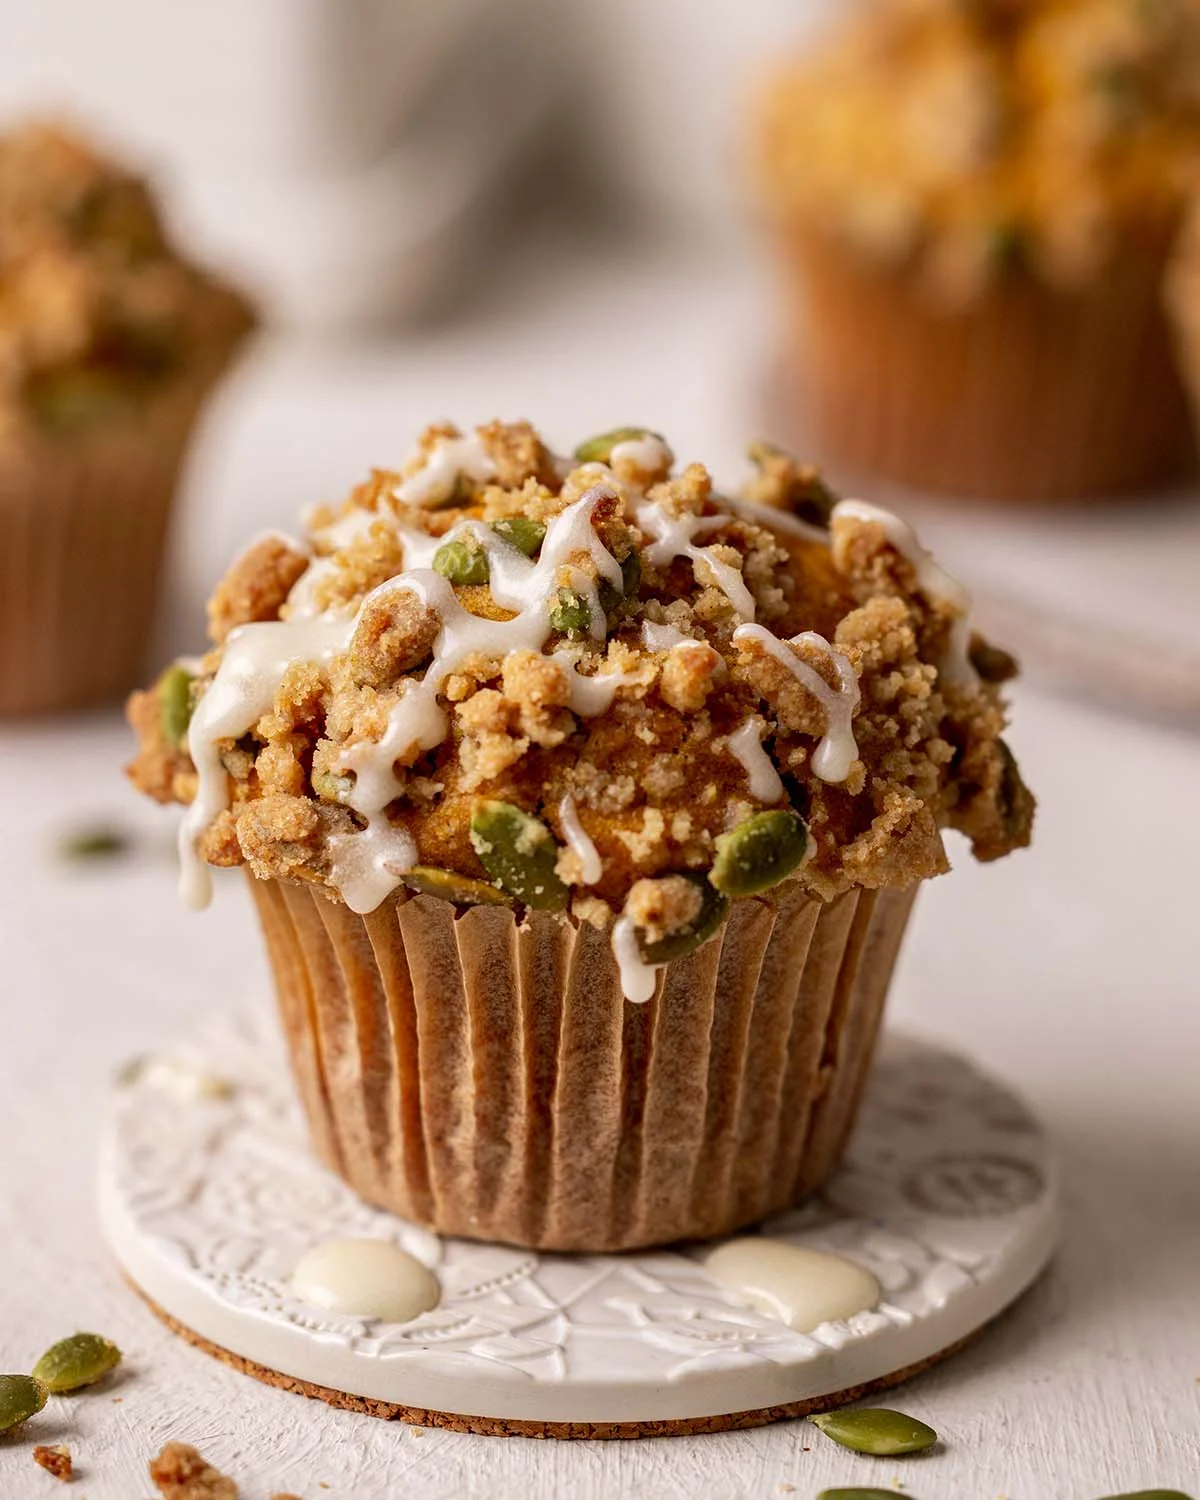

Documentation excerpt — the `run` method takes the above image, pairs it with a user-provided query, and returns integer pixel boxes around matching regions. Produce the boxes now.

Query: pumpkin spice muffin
[0,121,255,715]
[127,420,1033,1252]
[754,0,1200,500]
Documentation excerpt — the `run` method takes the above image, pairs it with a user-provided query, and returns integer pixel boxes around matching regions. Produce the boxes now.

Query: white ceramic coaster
[100,1011,1058,1436]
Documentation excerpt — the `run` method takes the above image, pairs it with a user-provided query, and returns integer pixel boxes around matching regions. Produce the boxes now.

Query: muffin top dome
[127,419,1032,998]
[755,0,1200,300]
[0,122,254,444]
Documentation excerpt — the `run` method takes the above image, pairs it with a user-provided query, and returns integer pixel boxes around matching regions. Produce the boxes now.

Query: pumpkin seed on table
[490,517,546,557]
[433,539,490,586]
[574,426,661,464]
[158,663,195,747]
[469,801,569,912]
[710,810,809,898]
[1096,1492,1195,1499]
[0,1374,47,1434]
[818,1490,920,1500]
[33,1332,122,1393]
[808,1407,937,1456]
[401,866,512,908]
[634,874,729,964]
[58,825,131,861]
[548,588,591,637]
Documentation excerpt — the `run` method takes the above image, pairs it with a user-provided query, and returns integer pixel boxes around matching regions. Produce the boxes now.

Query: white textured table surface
[1,239,1198,1498]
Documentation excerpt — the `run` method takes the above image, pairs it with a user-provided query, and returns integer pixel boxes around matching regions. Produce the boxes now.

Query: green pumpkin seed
[433,539,490,586]
[490,517,546,557]
[159,664,195,747]
[710,810,809,898]
[808,1407,937,1456]
[990,220,1026,273]
[401,866,512,907]
[25,366,137,433]
[311,766,354,804]
[818,1490,919,1500]
[968,636,1017,684]
[996,738,1034,839]
[600,549,642,613]
[548,588,591,637]
[746,441,838,526]
[33,1333,123,1394]
[469,801,568,911]
[0,1374,47,1433]
[58,826,130,861]
[574,427,661,464]
[635,875,729,964]
[1096,1492,1195,1499]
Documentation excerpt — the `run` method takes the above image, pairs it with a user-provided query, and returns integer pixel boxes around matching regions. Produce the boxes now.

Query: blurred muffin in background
[754,0,1200,502]
[0,122,255,716]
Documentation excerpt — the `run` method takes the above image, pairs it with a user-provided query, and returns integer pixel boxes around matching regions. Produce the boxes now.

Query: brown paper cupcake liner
[249,874,918,1253]
[777,224,1196,501]
[0,382,214,717]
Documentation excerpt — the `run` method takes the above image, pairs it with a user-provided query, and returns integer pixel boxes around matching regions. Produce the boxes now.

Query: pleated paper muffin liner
[777,224,1195,502]
[249,873,918,1253]
[0,381,217,717]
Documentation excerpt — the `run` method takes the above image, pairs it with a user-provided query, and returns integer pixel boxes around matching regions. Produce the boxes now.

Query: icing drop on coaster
[704,1238,880,1333]
[291,1238,440,1323]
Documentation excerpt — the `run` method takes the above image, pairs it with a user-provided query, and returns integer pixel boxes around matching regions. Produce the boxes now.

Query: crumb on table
[32,1445,73,1482]
[148,1442,237,1500]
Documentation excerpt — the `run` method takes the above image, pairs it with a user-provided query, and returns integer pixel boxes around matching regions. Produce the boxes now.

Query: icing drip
[833,498,977,688]
[393,433,496,508]
[178,615,354,909]
[726,717,784,803]
[704,1239,880,1333]
[559,795,602,885]
[611,916,658,1003]
[733,624,860,783]
[291,1238,439,1323]
[636,502,757,620]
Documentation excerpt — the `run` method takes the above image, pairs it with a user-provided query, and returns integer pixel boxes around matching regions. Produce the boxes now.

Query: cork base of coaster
[130,1280,992,1439]
[101,1012,1059,1435]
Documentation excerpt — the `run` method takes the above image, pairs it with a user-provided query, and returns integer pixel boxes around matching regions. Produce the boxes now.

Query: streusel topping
[127,420,1032,999]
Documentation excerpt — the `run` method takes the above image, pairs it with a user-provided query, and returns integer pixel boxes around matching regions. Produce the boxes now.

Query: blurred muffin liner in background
[0,123,254,716]
[753,0,1200,503]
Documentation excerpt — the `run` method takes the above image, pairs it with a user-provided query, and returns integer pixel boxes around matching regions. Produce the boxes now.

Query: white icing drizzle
[726,717,784,803]
[609,433,673,472]
[833,498,977,688]
[331,487,630,913]
[178,614,354,910]
[704,1239,880,1333]
[725,494,830,545]
[611,916,658,1003]
[292,1238,439,1323]
[733,624,860,783]
[640,619,692,652]
[393,433,497,509]
[635,502,757,620]
[558,795,602,885]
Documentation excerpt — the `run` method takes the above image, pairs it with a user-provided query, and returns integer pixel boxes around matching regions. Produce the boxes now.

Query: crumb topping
[755,0,1200,301]
[0,122,254,445]
[127,420,1033,996]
